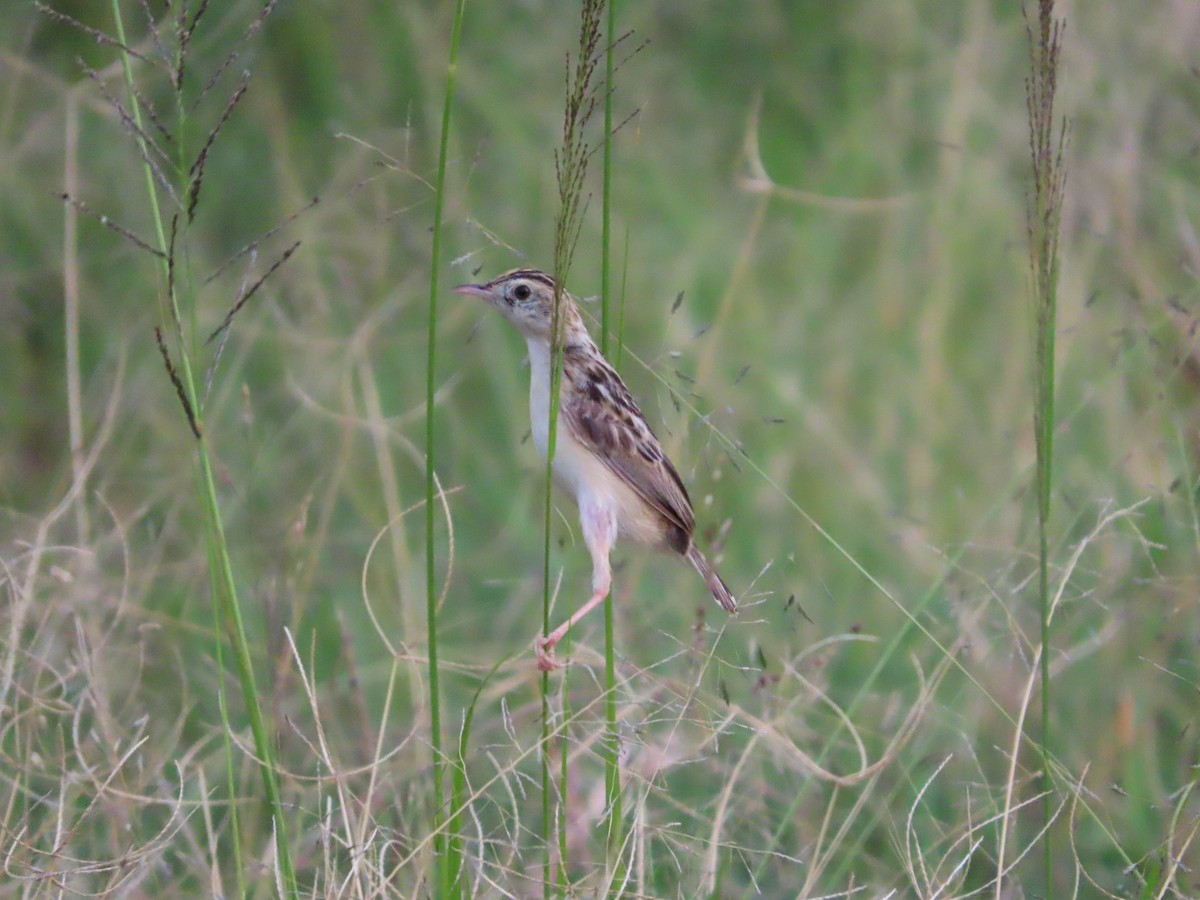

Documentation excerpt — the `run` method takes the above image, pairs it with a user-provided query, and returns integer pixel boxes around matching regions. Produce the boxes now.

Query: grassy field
[2,1,1199,896]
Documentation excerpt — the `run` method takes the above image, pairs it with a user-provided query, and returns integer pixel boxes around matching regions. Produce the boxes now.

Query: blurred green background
[2,0,1199,895]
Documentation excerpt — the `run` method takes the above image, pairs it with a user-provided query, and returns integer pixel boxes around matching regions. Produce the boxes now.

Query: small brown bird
[454,268,736,670]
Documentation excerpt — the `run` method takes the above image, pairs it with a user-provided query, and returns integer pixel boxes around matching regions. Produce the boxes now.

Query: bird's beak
[452,283,489,299]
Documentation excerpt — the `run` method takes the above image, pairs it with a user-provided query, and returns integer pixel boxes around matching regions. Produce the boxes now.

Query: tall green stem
[427,2,468,893]
[600,0,625,891]
[542,4,605,892]
[1025,2,1067,891]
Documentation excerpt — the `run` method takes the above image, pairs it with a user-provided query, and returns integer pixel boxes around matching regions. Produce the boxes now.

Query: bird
[453,267,735,671]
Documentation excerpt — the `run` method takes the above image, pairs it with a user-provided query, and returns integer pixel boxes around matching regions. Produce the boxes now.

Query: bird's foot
[535,635,565,672]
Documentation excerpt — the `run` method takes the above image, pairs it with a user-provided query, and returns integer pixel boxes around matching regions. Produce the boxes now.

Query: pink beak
[452,283,489,299]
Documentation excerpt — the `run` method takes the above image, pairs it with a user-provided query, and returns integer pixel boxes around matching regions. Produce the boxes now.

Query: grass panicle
[1024,0,1069,893]
[103,0,298,890]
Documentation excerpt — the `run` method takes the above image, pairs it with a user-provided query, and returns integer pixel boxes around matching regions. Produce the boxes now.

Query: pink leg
[536,495,615,671]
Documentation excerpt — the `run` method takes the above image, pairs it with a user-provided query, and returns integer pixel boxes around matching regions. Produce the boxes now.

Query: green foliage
[3,1,1199,896]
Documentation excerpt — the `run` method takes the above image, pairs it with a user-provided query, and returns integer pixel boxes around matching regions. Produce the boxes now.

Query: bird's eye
[512,283,532,302]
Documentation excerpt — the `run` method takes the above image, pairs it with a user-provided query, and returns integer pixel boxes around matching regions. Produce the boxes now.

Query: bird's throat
[525,336,555,460]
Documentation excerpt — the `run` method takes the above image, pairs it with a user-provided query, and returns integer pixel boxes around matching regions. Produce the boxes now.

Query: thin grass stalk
[600,7,613,358]
[541,482,554,893]
[599,0,626,890]
[1035,278,1056,892]
[558,676,570,891]
[175,48,247,898]
[541,659,551,896]
[543,221,571,894]
[1024,1,1067,891]
[542,241,564,890]
[427,1,469,893]
[542,4,605,892]
[108,2,296,891]
[541,565,552,894]
[62,91,88,546]
[206,537,247,897]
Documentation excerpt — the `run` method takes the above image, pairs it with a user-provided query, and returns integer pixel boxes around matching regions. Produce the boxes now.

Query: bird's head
[453,268,581,343]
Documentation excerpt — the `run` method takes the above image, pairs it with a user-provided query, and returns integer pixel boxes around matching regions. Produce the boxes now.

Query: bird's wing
[561,349,696,541]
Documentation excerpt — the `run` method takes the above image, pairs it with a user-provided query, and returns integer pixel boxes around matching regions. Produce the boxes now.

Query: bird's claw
[535,636,565,672]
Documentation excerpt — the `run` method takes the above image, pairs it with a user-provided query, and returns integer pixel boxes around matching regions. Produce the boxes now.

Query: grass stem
[108,1,296,891]
[600,0,626,892]
[1024,2,1067,891]
[543,3,605,892]
[426,1,469,893]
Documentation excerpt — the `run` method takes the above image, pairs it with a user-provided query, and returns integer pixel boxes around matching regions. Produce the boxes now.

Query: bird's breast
[525,341,599,496]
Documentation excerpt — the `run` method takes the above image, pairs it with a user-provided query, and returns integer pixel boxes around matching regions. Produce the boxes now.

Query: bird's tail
[687,543,737,613]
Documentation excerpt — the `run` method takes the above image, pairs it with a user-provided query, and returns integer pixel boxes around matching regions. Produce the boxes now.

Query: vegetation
[1,1,1197,895]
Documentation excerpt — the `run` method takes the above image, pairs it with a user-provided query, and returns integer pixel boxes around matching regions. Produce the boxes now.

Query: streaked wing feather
[562,350,695,537]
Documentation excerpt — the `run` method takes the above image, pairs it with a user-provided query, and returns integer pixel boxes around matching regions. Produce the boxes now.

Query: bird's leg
[536,496,615,671]
[535,581,610,671]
